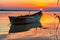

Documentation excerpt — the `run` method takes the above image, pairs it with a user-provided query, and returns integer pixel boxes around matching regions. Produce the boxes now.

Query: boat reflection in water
[9,11,43,33]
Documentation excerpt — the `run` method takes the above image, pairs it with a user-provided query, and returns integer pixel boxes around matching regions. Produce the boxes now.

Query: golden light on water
[40,12,59,28]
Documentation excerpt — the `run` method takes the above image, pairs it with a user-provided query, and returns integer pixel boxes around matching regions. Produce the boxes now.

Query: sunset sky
[0,0,60,10]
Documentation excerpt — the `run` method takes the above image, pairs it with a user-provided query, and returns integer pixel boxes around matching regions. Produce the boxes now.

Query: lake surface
[0,11,60,33]
[0,11,60,40]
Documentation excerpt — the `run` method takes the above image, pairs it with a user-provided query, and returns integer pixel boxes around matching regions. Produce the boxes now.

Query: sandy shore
[0,28,60,40]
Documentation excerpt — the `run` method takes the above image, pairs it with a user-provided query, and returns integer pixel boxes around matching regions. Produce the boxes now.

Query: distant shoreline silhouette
[0,9,39,11]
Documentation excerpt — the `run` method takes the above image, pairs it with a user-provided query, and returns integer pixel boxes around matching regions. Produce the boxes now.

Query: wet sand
[0,28,60,40]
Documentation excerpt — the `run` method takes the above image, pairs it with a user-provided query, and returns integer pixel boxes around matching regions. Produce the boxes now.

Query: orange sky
[0,0,60,9]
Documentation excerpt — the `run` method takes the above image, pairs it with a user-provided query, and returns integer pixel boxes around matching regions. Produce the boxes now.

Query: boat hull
[9,16,40,25]
[9,11,42,25]
[9,11,43,33]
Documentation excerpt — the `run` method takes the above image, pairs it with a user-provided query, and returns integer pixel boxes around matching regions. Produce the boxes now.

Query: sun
[40,8,43,10]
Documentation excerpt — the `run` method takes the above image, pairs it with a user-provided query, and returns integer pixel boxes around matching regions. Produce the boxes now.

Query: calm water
[0,11,60,40]
[0,11,60,34]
